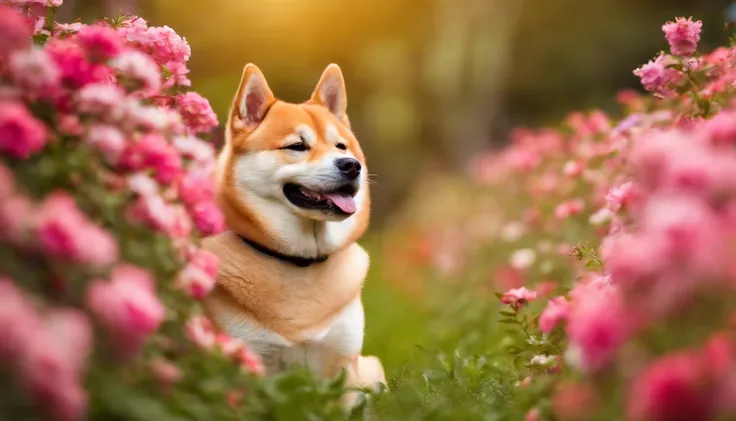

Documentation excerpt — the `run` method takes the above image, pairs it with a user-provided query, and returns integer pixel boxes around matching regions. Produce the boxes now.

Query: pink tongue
[324,193,356,214]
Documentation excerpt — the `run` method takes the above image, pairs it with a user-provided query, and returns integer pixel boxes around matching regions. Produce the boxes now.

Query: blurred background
[56,0,736,371]
[58,0,735,228]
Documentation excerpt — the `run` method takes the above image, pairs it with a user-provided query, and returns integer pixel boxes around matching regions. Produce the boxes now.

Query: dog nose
[335,158,361,180]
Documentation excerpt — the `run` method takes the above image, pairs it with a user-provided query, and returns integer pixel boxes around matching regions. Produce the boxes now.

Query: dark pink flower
[189,200,225,236]
[0,101,47,158]
[86,264,165,357]
[77,24,124,61]
[662,17,702,57]
[176,92,218,134]
[628,352,711,421]
[177,170,214,207]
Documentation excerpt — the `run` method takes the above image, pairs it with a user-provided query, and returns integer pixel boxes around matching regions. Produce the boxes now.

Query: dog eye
[283,143,308,152]
[336,143,347,151]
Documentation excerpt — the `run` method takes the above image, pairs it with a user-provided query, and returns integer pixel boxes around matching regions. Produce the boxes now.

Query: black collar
[237,234,328,268]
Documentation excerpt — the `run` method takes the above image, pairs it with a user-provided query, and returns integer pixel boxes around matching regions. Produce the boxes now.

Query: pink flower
[236,345,265,376]
[126,173,159,197]
[21,309,91,421]
[553,382,598,421]
[190,248,219,279]
[86,124,126,165]
[176,92,218,134]
[0,195,33,243]
[563,160,585,176]
[633,54,679,93]
[540,296,570,333]
[128,194,176,233]
[628,352,711,421]
[0,278,43,361]
[77,24,124,61]
[189,200,225,236]
[499,286,537,310]
[605,181,634,212]
[144,25,191,66]
[86,264,165,357]
[150,358,182,387]
[162,61,191,89]
[173,135,216,163]
[112,50,162,94]
[75,82,126,118]
[0,101,47,158]
[662,17,702,57]
[185,315,217,349]
[555,198,585,219]
[177,171,214,207]
[119,133,182,183]
[525,408,540,421]
[9,47,61,96]
[0,5,32,59]
[45,39,94,88]
[566,284,628,372]
[176,262,216,299]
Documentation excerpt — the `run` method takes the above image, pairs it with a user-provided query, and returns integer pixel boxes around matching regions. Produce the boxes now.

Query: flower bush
[370,14,736,421]
[0,2,357,421]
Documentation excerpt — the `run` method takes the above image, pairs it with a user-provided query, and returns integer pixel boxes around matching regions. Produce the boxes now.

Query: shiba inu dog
[202,63,387,406]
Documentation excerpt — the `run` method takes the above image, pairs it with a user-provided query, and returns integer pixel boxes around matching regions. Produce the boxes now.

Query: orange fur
[202,63,386,407]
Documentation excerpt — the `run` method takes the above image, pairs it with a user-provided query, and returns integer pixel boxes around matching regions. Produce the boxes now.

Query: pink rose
[176,92,218,134]
[662,17,702,57]
[86,124,126,165]
[628,352,711,421]
[0,278,43,361]
[539,296,570,333]
[189,200,225,236]
[0,101,47,158]
[176,249,218,299]
[77,24,124,61]
[9,47,61,97]
[86,264,165,357]
[177,170,214,207]
[499,286,537,310]
[112,49,162,94]
[185,315,216,349]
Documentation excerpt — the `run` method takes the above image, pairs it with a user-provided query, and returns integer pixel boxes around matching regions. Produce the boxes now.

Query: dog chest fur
[201,231,369,373]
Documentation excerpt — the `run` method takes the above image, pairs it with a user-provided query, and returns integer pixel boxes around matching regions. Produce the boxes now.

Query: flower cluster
[0,3,261,420]
[382,14,736,421]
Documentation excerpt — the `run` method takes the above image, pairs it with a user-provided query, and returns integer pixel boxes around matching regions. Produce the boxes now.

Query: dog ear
[311,63,348,124]
[232,64,275,129]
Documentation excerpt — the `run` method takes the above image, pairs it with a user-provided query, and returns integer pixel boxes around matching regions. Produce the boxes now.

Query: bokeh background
[57,0,736,371]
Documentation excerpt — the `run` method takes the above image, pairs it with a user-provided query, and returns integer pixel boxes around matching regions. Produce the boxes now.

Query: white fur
[232,138,366,257]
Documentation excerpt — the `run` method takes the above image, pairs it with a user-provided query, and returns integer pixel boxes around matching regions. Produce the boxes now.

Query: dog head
[215,64,370,257]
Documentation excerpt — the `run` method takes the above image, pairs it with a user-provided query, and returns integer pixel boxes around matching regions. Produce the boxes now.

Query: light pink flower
[633,54,679,93]
[173,135,216,163]
[145,25,191,66]
[112,49,162,94]
[0,278,43,361]
[176,92,219,134]
[176,263,216,299]
[554,198,585,219]
[77,24,124,61]
[0,101,47,158]
[162,61,191,89]
[662,17,702,57]
[605,181,634,212]
[119,133,182,183]
[150,358,182,387]
[500,286,537,310]
[9,47,61,96]
[540,296,570,333]
[75,82,126,117]
[86,265,165,357]
[21,309,91,421]
[189,200,225,236]
[185,315,216,349]
[126,173,159,197]
[86,124,126,165]
[0,195,33,243]
[628,352,711,421]
[189,248,219,279]
[128,194,176,233]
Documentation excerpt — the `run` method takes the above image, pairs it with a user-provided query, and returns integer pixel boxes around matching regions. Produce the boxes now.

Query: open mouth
[283,183,358,215]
